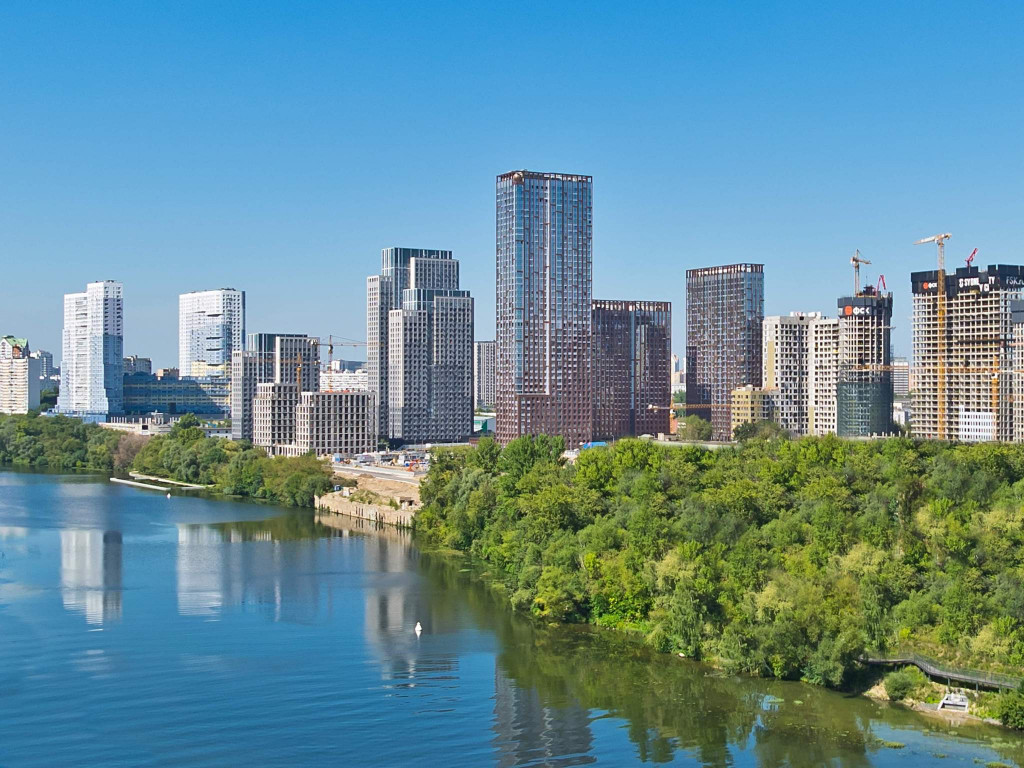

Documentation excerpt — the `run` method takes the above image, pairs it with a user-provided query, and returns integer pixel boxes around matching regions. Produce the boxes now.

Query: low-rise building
[730,385,776,437]
[282,390,376,457]
[123,370,229,418]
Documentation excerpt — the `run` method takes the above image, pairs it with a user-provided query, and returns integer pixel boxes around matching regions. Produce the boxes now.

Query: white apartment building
[760,312,839,437]
[474,341,496,411]
[762,313,818,435]
[892,357,910,398]
[57,280,123,419]
[280,390,376,457]
[178,289,245,378]
[0,336,41,414]
[808,317,839,435]
[30,349,55,381]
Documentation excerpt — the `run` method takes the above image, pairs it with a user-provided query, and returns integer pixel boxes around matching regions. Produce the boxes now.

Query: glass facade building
[685,264,764,440]
[592,300,672,440]
[496,170,593,446]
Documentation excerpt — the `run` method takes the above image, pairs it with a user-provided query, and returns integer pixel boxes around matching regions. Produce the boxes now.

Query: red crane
[877,274,887,292]
[966,248,978,268]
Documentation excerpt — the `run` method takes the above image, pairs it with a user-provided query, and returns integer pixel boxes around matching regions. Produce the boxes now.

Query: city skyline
[5,3,1023,365]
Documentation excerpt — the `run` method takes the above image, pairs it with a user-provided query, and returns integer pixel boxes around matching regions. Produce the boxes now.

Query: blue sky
[2,1,1022,365]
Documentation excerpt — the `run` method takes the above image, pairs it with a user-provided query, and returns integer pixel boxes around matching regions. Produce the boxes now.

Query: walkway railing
[862,648,1023,691]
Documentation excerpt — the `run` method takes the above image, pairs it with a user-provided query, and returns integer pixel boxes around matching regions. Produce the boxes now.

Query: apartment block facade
[178,289,245,379]
[591,299,672,440]
[387,256,474,443]
[58,280,124,420]
[281,390,376,457]
[231,333,318,442]
[496,170,593,445]
[685,264,764,440]
[912,264,1024,442]
[474,341,496,412]
[0,336,41,414]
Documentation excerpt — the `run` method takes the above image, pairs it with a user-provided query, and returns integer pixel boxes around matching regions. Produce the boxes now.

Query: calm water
[2,471,1023,767]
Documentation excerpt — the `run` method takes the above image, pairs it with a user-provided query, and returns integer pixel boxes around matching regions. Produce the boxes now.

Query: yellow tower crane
[914,232,952,440]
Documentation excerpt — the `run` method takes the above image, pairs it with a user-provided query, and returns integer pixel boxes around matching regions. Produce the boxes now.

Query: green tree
[678,415,712,441]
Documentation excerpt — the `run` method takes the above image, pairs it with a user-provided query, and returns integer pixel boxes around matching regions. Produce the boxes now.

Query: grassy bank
[414,434,1024,715]
[0,412,333,508]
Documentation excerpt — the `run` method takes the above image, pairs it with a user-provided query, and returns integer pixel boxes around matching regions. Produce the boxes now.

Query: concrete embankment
[315,493,415,528]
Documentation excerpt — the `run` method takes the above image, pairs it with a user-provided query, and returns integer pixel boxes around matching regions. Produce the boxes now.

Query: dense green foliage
[999,684,1024,730]
[0,413,333,508]
[416,434,1024,688]
[677,415,712,441]
[0,413,126,470]
[883,666,927,701]
[132,414,333,507]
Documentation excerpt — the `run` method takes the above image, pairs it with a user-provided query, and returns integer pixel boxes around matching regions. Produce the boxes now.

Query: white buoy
[166,493,171,499]
[414,621,422,635]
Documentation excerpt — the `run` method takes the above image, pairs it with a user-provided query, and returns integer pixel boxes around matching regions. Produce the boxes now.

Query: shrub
[883,669,915,700]
[998,685,1024,730]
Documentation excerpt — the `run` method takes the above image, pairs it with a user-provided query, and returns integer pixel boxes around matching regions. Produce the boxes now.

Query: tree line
[0,412,333,507]
[415,433,1024,700]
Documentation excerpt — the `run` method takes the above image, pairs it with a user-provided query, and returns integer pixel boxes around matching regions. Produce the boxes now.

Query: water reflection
[59,529,122,625]
[175,516,326,623]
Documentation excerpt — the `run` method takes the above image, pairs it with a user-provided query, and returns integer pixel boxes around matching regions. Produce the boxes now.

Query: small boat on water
[938,690,970,712]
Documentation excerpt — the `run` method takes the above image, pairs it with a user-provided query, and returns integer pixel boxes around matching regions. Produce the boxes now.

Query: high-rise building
[58,280,124,420]
[808,317,840,435]
[913,264,1024,442]
[837,289,894,437]
[368,248,452,438]
[592,300,672,440]
[762,312,818,435]
[178,289,245,378]
[123,355,152,376]
[232,333,318,442]
[250,335,319,451]
[892,357,910,398]
[685,264,764,440]
[387,255,474,443]
[30,349,55,380]
[474,341,496,412]
[0,336,41,414]
[496,170,593,446]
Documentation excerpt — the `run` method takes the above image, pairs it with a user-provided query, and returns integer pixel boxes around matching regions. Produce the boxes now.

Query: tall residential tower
[685,264,764,440]
[57,280,124,420]
[496,170,593,446]
[178,289,245,378]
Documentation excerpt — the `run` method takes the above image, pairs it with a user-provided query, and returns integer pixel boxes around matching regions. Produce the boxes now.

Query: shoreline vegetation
[414,433,1024,729]
[0,412,334,508]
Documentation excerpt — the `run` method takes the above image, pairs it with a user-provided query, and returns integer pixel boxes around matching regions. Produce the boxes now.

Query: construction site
[911,234,1024,443]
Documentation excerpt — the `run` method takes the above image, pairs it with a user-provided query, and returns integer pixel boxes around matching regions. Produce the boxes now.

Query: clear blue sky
[3,1,1022,366]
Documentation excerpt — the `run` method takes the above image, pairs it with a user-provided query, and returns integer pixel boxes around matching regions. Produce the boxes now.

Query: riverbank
[415,434,1024,729]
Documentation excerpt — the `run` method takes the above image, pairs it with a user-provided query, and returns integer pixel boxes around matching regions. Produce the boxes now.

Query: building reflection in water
[60,529,123,625]
[175,522,319,623]
[492,664,595,767]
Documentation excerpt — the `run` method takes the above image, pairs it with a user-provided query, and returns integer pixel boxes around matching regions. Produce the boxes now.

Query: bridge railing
[863,647,1023,691]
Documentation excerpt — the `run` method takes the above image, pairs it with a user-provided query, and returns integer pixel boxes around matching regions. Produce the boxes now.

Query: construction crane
[914,233,952,440]
[321,334,366,371]
[850,250,872,295]
[877,274,887,292]
[966,248,978,268]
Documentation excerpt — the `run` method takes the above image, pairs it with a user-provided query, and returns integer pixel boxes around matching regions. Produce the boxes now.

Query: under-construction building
[836,289,894,437]
[686,264,764,440]
[591,299,672,440]
[912,264,1024,442]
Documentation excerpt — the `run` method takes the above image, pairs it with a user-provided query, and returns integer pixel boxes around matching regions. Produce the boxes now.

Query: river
[1,470,1022,767]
